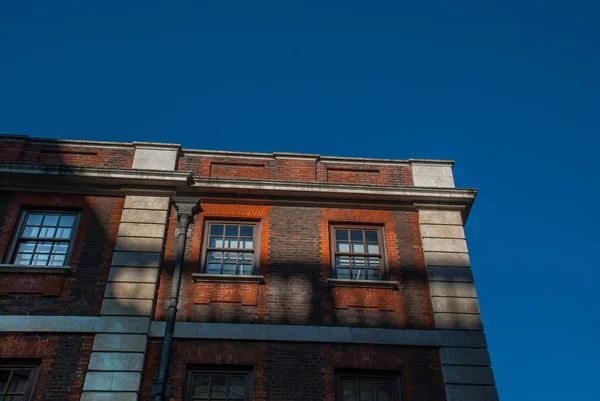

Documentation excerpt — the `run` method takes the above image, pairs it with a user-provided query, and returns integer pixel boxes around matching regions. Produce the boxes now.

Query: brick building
[0,134,498,401]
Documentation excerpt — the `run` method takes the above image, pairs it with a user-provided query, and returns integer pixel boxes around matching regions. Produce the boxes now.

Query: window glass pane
[336,242,350,253]
[352,257,366,268]
[38,227,56,238]
[207,251,223,263]
[53,243,69,254]
[59,215,75,227]
[239,225,253,237]
[56,227,72,239]
[337,268,351,279]
[238,265,253,276]
[342,380,358,401]
[36,242,53,254]
[352,243,365,253]
[32,254,49,266]
[192,375,210,398]
[228,376,246,400]
[367,269,381,280]
[49,254,66,266]
[209,237,224,248]
[7,370,30,393]
[225,225,239,236]
[238,253,253,264]
[207,263,221,274]
[42,215,59,226]
[15,254,32,265]
[366,257,380,268]
[222,264,237,275]
[239,238,254,249]
[18,241,36,253]
[366,244,379,254]
[352,269,365,280]
[375,381,392,401]
[0,370,10,392]
[26,214,43,226]
[223,253,238,264]
[359,380,375,401]
[210,224,224,236]
[336,256,350,268]
[22,226,39,238]
[335,229,349,241]
[223,238,239,249]
[364,231,378,242]
[210,376,227,399]
[350,230,363,241]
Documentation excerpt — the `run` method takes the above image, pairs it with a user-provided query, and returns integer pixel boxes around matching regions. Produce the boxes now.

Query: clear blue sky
[1,1,599,399]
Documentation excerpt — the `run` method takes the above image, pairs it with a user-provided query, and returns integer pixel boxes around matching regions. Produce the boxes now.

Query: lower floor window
[337,373,402,401]
[0,362,40,401]
[185,369,252,401]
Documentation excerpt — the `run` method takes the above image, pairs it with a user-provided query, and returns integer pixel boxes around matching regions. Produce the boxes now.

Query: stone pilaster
[81,196,170,401]
[418,208,499,401]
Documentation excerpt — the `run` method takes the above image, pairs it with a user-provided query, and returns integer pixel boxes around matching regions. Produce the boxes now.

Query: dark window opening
[337,373,402,401]
[0,362,40,401]
[185,369,253,401]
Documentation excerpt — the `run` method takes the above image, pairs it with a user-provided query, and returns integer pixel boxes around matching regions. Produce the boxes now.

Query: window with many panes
[331,226,386,280]
[201,222,258,275]
[0,362,40,401]
[336,373,402,401]
[185,369,252,401]
[6,211,80,267]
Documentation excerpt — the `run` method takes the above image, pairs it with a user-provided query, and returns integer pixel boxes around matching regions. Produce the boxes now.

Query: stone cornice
[0,164,477,210]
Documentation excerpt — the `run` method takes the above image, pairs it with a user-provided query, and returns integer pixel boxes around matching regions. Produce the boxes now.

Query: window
[336,373,402,401]
[0,362,40,401]
[7,211,80,267]
[201,222,259,275]
[185,369,252,401]
[331,226,385,280]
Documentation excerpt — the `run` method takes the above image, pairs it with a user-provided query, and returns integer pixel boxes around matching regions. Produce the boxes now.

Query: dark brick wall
[0,192,123,315]
[264,343,325,401]
[0,334,93,401]
[139,340,445,401]
[266,206,323,325]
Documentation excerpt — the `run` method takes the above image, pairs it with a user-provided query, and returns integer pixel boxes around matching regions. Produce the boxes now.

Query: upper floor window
[201,222,259,276]
[336,372,402,401]
[331,226,385,280]
[6,211,80,267]
[0,361,40,401]
[185,369,252,401]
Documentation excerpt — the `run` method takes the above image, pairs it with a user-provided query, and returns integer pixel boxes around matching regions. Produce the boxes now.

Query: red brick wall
[0,192,124,315]
[139,340,446,401]
[0,334,93,401]
[0,139,134,168]
[154,202,433,330]
[275,158,317,181]
[155,203,271,323]
[177,153,413,187]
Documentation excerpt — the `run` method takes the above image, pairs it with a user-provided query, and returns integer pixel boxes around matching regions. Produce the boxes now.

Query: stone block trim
[419,209,498,400]
[82,195,171,401]
[132,144,179,171]
[411,162,455,188]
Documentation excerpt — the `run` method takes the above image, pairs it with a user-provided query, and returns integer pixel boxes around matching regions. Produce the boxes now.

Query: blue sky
[1,1,599,399]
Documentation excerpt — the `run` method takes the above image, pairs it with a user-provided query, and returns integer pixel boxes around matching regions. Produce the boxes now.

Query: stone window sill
[192,273,264,284]
[326,278,397,289]
[0,264,71,274]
